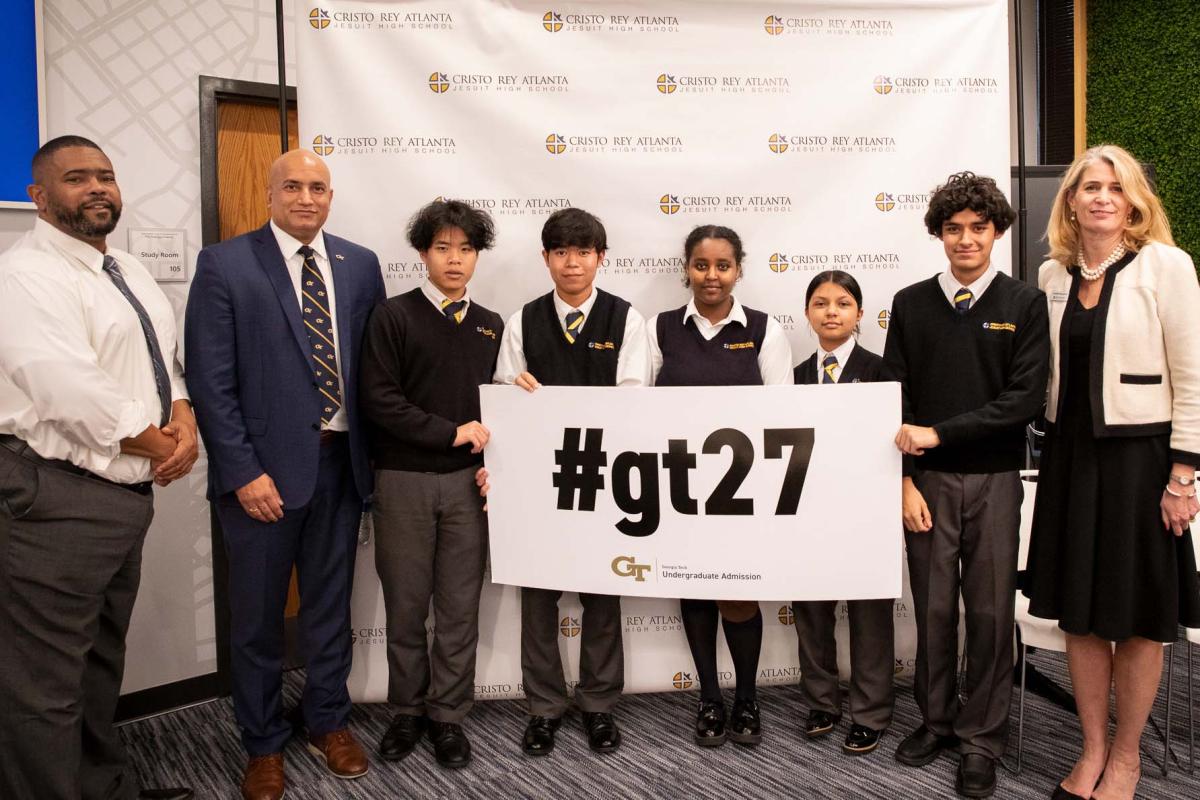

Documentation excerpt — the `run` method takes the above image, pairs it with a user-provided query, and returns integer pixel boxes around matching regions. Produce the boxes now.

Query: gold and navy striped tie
[298,245,341,425]
[564,310,585,344]
[441,298,466,323]
[954,287,973,314]
[821,353,838,384]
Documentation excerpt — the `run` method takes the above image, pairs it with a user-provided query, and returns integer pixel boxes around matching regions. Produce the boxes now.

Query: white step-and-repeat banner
[296,0,1010,702]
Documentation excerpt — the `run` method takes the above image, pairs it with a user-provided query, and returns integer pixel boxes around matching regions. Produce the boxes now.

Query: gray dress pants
[0,444,154,800]
[373,466,488,723]
[906,469,1021,758]
[793,597,896,730]
[521,587,624,718]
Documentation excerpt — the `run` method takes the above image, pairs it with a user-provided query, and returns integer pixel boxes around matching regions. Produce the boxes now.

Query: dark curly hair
[541,207,607,252]
[407,199,495,251]
[923,171,1015,237]
[681,225,745,288]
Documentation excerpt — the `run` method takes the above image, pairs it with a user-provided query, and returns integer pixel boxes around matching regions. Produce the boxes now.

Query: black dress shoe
[956,753,997,798]
[582,711,622,753]
[727,698,762,746]
[139,790,194,800]
[522,715,562,756]
[429,721,472,769]
[379,713,428,761]
[843,724,882,755]
[1050,786,1087,800]
[895,724,960,767]
[805,709,841,739]
[694,700,726,747]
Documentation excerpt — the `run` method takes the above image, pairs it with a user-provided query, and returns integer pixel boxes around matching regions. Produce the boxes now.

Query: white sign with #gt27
[480,384,902,601]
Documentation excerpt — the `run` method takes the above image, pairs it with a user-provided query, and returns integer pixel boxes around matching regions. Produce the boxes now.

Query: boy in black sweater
[359,200,503,770]
[493,208,650,757]
[883,173,1049,798]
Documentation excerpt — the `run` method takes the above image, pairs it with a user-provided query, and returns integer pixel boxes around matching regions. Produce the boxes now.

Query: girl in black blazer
[792,270,896,756]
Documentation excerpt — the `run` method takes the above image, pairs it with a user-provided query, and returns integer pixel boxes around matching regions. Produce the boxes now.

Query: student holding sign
[493,208,650,757]
[791,270,895,756]
[647,225,793,748]
[358,200,503,770]
[884,172,1049,798]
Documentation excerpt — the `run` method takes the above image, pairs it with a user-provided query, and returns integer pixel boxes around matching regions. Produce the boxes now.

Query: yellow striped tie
[441,297,466,323]
[564,310,585,344]
[954,288,973,314]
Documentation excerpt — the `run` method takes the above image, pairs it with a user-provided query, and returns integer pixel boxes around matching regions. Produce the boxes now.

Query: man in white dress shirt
[0,136,196,800]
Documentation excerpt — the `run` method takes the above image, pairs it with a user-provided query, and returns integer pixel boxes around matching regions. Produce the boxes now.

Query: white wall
[0,0,1043,700]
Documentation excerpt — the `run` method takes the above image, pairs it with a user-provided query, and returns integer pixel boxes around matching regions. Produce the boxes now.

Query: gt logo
[611,555,651,582]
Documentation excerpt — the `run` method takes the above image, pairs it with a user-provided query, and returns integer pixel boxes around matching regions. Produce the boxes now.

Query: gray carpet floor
[119,648,1200,799]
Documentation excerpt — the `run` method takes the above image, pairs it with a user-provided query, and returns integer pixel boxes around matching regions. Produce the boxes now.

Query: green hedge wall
[1088,0,1200,268]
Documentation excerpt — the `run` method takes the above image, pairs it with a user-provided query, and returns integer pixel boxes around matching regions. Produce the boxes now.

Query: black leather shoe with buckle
[694,700,726,747]
[728,698,762,746]
[582,711,622,753]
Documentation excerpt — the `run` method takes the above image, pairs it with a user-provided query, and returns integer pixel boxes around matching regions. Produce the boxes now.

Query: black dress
[1023,303,1200,642]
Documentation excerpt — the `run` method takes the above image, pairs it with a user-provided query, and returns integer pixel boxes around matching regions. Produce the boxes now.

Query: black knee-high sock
[722,610,763,702]
[680,599,722,703]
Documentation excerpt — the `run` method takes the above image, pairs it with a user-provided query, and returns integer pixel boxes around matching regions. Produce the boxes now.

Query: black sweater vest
[360,288,503,473]
[521,289,630,387]
[654,305,767,386]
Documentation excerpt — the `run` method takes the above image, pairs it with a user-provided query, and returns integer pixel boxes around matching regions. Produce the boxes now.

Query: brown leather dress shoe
[307,728,369,779]
[241,753,284,800]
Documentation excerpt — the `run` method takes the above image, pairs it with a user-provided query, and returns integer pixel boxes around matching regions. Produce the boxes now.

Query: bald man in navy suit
[185,149,385,800]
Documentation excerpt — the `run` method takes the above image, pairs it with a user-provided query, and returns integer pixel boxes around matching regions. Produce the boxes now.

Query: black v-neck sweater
[359,288,503,473]
[882,273,1050,475]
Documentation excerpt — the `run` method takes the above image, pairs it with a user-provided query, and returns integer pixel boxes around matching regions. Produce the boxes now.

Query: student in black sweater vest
[648,225,793,749]
[358,200,503,770]
[493,208,650,757]
[791,270,895,758]
[884,173,1049,799]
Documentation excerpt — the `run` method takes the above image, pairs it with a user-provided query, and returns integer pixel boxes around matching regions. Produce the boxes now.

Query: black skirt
[1022,304,1200,642]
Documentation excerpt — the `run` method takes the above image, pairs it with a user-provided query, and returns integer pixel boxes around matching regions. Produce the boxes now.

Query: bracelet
[1165,485,1197,498]
[1169,472,1196,487]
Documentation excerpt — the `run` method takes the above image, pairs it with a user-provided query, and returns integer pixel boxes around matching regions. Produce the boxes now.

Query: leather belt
[319,429,348,446]
[0,434,153,496]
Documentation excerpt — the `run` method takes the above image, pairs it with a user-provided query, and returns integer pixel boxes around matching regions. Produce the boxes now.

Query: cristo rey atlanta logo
[545,133,567,154]
[769,253,789,273]
[428,72,451,93]
[309,8,330,29]
[764,15,785,35]
[777,605,795,625]
[543,11,563,32]
[672,671,694,689]
[312,135,334,156]
[873,75,893,95]
[559,616,581,637]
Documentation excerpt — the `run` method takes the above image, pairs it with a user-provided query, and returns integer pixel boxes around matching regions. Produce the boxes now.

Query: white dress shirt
[815,338,857,384]
[270,220,347,432]
[647,297,794,385]
[0,218,188,483]
[938,264,998,309]
[420,279,470,317]
[494,287,651,386]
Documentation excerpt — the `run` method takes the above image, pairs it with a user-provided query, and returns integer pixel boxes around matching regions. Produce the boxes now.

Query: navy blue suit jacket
[185,223,386,508]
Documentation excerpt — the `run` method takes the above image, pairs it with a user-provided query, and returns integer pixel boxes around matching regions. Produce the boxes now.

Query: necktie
[954,287,973,314]
[821,353,838,384]
[102,255,171,427]
[564,310,585,344]
[298,246,342,425]
[441,298,466,323]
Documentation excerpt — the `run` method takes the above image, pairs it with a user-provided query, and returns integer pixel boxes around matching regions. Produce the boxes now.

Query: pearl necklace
[1076,244,1126,281]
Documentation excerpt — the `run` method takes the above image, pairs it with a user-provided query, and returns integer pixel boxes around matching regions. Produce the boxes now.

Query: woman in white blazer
[1022,144,1200,800]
